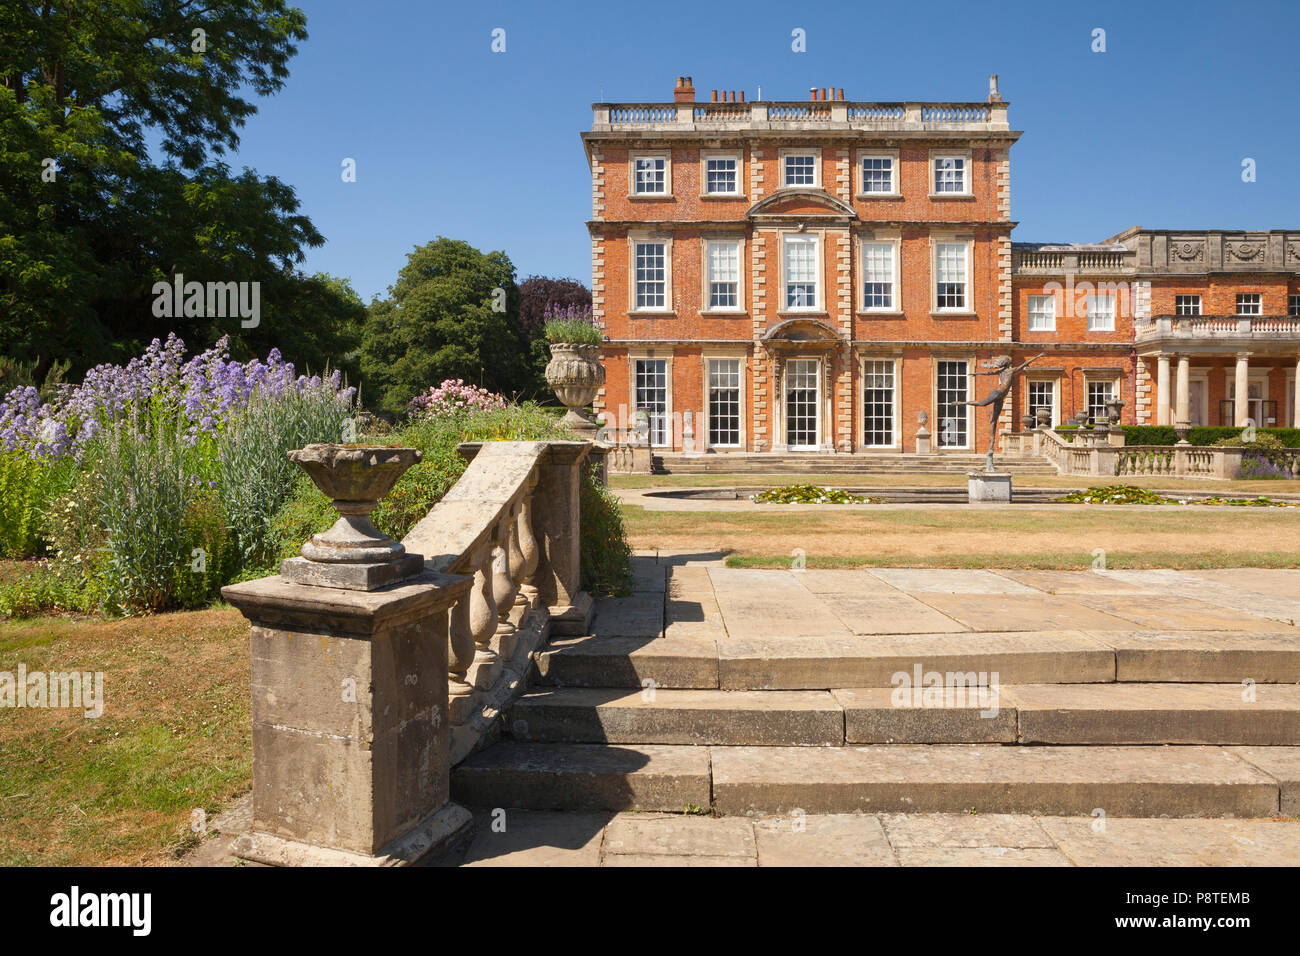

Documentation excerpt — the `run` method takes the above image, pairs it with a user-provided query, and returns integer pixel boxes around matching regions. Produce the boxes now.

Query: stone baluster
[447,591,475,719]
[492,517,520,638]
[506,495,527,608]
[517,476,540,605]
[468,540,500,689]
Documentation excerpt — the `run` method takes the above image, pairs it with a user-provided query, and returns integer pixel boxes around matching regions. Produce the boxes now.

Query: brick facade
[585,77,1300,452]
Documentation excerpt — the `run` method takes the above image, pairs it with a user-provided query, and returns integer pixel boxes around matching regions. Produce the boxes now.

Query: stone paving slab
[534,635,719,688]
[751,813,898,866]
[591,593,664,638]
[880,812,1055,848]
[461,810,607,867]
[1087,630,1300,683]
[792,569,904,594]
[602,814,755,858]
[823,593,969,635]
[894,847,1074,866]
[1067,593,1295,632]
[708,568,850,638]
[710,744,1280,817]
[717,631,1115,689]
[869,568,1041,594]
[665,565,726,640]
[1038,816,1300,867]
[1184,568,1300,600]
[912,593,1142,632]
[992,570,1156,595]
[1002,682,1300,745]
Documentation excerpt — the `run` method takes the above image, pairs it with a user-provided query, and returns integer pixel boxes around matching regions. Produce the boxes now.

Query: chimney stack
[987,74,1002,103]
[674,76,695,103]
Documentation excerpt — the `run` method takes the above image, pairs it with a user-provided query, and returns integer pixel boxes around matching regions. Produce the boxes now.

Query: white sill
[932,310,977,318]
[700,192,746,199]
[629,310,676,317]
[856,192,902,200]
[928,191,975,199]
[629,192,672,200]
[857,310,904,317]
[700,309,748,316]
[776,309,828,317]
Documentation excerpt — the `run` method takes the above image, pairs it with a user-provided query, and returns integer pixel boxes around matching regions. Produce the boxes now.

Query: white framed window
[782,152,818,187]
[632,154,668,195]
[706,358,743,448]
[1086,292,1116,331]
[934,241,968,311]
[705,240,741,310]
[1290,294,1300,317]
[1027,379,1057,427]
[702,154,741,195]
[935,360,970,448]
[858,153,895,195]
[1175,294,1202,316]
[633,358,670,446]
[932,154,968,195]
[861,358,897,447]
[1086,379,1117,424]
[634,241,666,309]
[860,241,895,311]
[783,235,819,310]
[1027,295,1056,332]
[1237,293,1262,316]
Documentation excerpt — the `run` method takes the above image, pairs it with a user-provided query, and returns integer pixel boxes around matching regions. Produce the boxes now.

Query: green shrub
[0,561,92,617]
[580,464,633,597]
[1085,425,1300,447]
[0,452,74,557]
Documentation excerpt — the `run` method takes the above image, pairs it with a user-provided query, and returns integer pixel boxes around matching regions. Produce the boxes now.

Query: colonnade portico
[1149,349,1300,429]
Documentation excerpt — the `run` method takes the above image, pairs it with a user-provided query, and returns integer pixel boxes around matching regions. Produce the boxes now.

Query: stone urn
[1106,399,1126,425]
[1174,420,1192,446]
[280,443,424,590]
[1035,407,1052,428]
[1021,413,1036,431]
[545,343,605,436]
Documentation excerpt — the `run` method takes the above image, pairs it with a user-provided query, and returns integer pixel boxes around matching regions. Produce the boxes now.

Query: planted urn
[542,304,605,435]
[280,443,425,590]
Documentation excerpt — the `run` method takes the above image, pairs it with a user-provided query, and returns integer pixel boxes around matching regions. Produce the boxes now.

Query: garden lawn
[0,604,249,866]
[622,503,1300,569]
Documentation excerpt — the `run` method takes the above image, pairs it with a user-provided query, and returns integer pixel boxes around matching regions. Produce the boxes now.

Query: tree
[0,1,361,378]
[360,238,529,415]
[518,275,592,395]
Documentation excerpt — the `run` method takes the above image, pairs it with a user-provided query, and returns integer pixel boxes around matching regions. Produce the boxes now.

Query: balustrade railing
[1039,427,1245,479]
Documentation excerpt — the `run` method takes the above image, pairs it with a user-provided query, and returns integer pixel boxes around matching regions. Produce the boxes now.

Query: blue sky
[227,0,1300,302]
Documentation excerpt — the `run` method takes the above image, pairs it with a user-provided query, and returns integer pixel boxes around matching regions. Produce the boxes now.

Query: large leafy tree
[0,1,361,378]
[360,238,529,415]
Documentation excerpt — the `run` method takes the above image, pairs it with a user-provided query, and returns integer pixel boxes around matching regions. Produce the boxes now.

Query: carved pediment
[763,317,841,343]
[747,188,857,221]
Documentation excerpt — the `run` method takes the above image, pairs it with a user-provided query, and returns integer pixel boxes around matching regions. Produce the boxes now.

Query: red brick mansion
[582,76,1300,454]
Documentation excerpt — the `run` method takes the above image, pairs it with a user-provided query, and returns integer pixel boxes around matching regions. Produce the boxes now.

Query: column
[1156,353,1171,426]
[1175,354,1191,427]
[1234,352,1251,426]
[1294,357,1300,428]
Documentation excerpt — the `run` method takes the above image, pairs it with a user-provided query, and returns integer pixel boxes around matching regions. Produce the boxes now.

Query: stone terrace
[443,556,1300,865]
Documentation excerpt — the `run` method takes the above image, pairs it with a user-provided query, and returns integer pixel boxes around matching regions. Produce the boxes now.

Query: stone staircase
[452,563,1300,819]
[652,452,1058,476]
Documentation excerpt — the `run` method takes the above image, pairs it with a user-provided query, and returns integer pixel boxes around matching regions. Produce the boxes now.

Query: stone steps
[452,741,1297,817]
[533,631,1300,690]
[509,683,1300,747]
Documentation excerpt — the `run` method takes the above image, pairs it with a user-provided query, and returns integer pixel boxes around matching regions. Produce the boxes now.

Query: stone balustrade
[1136,315,1300,344]
[222,439,594,866]
[1037,427,1245,479]
[594,100,1009,133]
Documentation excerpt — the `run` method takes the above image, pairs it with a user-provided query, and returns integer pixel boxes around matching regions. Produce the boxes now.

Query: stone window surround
[779,228,825,314]
[699,149,745,198]
[779,147,822,189]
[858,353,902,450]
[1086,290,1117,332]
[771,352,834,452]
[700,235,747,315]
[628,150,672,199]
[628,349,674,448]
[856,231,902,315]
[855,148,901,199]
[701,348,750,450]
[626,231,674,316]
[929,148,974,198]
[929,351,976,451]
[929,233,976,316]
[1083,370,1124,419]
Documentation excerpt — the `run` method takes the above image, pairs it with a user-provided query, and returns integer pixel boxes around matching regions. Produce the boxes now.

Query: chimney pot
[738,90,745,102]
[820,88,827,101]
[810,87,818,101]
[838,88,844,101]
[711,90,718,102]
[673,76,696,104]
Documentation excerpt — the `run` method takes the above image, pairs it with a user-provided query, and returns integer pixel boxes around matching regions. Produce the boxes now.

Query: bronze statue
[965,353,1045,472]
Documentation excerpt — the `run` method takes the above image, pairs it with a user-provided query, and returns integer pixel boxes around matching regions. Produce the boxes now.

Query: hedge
[1057,425,1300,447]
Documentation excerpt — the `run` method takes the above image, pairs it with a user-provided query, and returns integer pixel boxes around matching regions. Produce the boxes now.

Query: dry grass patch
[0,606,250,866]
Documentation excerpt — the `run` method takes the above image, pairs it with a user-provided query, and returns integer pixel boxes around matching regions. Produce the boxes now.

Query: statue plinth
[968,471,1013,504]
